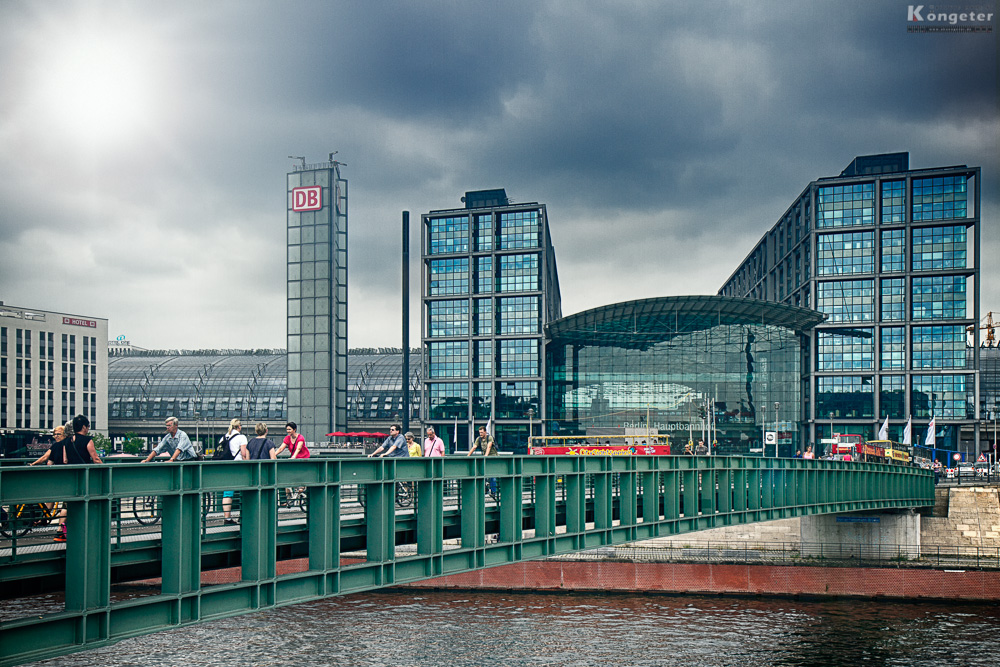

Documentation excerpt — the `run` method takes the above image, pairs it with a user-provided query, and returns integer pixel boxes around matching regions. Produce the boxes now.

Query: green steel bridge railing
[0,455,934,666]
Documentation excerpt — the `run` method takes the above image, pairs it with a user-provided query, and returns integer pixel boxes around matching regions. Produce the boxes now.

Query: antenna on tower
[288,155,306,168]
[329,151,347,168]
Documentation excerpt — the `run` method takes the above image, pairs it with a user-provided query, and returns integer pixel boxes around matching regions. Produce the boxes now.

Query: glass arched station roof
[545,295,826,348]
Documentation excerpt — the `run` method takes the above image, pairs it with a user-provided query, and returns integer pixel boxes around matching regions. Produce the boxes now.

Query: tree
[91,432,112,455]
[122,432,145,455]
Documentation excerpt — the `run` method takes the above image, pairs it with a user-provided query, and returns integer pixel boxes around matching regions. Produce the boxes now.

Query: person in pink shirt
[276,422,310,459]
[276,422,310,506]
[423,426,445,457]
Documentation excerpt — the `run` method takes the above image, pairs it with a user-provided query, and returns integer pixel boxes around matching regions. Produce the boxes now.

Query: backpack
[212,434,236,461]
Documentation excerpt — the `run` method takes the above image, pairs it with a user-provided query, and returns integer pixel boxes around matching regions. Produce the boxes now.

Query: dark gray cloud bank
[0,0,996,348]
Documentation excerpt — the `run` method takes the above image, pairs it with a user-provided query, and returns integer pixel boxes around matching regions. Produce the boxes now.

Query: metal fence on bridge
[0,456,933,666]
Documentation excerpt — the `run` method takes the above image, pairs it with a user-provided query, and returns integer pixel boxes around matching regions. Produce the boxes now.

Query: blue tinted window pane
[498,339,539,377]
[476,214,494,252]
[475,340,493,378]
[912,325,967,369]
[912,176,968,221]
[427,341,469,378]
[428,258,469,296]
[816,183,874,228]
[912,276,967,320]
[912,225,967,271]
[498,210,539,249]
[817,231,874,275]
[880,375,905,418]
[476,256,493,294]
[816,375,874,418]
[881,278,905,321]
[912,374,969,418]
[880,327,905,370]
[880,229,905,273]
[474,298,493,336]
[498,296,540,334]
[881,180,905,223]
[498,254,539,292]
[817,280,874,322]
[428,299,469,337]
[428,216,469,254]
[428,382,468,419]
[817,328,873,371]
[495,381,539,419]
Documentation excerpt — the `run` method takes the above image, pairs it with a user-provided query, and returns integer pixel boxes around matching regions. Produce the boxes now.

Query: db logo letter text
[292,186,323,212]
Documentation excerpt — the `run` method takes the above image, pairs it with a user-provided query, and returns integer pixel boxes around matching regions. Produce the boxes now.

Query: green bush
[122,432,145,455]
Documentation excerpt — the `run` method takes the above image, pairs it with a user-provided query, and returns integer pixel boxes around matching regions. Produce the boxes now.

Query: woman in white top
[222,419,248,524]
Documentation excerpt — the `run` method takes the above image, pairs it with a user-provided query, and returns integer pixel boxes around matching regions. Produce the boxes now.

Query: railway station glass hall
[544,296,826,455]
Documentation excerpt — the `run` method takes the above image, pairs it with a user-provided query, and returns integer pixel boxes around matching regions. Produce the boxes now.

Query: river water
[28,590,1000,666]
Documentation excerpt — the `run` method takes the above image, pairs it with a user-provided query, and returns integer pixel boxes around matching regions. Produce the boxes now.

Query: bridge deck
[0,456,933,666]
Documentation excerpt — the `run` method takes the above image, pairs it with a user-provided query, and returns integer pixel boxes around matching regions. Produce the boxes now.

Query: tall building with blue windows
[285,158,349,444]
[719,153,981,456]
[421,189,561,454]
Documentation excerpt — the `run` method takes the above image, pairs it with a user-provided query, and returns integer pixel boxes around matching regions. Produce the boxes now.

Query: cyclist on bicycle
[142,417,198,463]
[468,426,498,497]
[369,424,408,458]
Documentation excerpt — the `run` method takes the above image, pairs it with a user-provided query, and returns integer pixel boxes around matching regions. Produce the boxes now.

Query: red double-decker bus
[528,434,671,456]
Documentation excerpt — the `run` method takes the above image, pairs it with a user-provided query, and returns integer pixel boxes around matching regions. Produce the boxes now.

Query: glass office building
[719,153,981,454]
[286,159,349,444]
[545,296,823,455]
[421,189,561,454]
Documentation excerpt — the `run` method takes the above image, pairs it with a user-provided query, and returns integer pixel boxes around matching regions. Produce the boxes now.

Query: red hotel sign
[291,186,323,212]
[63,317,97,328]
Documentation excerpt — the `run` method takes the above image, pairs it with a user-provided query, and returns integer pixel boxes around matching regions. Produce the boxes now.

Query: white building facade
[0,302,108,433]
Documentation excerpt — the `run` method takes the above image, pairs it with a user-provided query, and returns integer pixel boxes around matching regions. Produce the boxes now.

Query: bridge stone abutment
[800,510,921,558]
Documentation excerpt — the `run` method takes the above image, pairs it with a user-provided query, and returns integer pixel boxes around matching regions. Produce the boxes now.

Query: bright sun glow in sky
[31,20,158,149]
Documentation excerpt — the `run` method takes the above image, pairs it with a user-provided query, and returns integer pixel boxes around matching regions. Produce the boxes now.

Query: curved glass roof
[108,350,420,425]
[545,295,826,350]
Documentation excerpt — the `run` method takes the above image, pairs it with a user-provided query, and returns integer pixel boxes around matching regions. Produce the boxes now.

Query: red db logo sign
[292,186,323,212]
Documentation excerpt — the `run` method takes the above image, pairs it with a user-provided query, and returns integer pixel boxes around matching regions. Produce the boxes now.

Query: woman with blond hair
[221,419,246,525]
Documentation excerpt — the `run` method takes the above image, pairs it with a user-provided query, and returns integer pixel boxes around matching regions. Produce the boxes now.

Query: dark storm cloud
[0,0,996,348]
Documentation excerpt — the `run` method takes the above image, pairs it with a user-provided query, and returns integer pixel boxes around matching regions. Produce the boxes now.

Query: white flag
[878,415,889,441]
[925,416,936,447]
[902,415,912,445]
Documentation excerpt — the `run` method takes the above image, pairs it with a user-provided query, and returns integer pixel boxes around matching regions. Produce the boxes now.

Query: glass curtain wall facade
[286,160,348,444]
[545,297,822,456]
[421,189,561,454]
[719,153,981,456]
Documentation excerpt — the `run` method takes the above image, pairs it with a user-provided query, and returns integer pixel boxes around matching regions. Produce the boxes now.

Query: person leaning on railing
[142,417,198,463]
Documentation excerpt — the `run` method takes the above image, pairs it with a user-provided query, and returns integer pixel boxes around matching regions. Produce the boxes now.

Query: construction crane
[968,312,996,347]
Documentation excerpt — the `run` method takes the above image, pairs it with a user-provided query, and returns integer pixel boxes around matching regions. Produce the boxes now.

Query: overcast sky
[1,0,997,350]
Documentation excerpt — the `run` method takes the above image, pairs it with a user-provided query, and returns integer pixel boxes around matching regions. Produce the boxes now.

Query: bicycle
[280,487,309,513]
[130,493,219,526]
[0,502,61,538]
[358,482,413,509]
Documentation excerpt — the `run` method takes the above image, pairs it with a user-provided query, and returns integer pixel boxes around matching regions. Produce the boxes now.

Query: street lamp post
[828,411,835,458]
[992,403,998,468]
[526,408,535,447]
[773,401,780,458]
[760,405,766,457]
